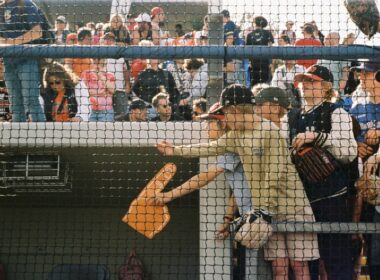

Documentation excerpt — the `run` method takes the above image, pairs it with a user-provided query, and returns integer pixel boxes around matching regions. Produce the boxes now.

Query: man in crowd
[125,99,148,122]
[0,0,46,122]
[151,92,183,122]
[295,23,322,69]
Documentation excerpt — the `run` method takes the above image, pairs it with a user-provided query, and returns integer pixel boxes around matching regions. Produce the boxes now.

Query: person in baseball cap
[294,64,334,84]
[351,60,380,83]
[135,13,151,23]
[151,7,164,19]
[199,102,225,121]
[254,87,290,128]
[210,84,256,115]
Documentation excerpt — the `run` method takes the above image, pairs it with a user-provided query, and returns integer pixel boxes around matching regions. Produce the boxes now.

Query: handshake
[232,209,273,249]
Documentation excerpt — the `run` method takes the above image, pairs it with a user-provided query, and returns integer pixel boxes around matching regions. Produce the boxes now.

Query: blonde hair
[235,104,255,114]
[321,81,339,102]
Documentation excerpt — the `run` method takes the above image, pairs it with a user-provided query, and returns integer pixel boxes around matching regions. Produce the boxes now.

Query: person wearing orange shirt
[64,28,93,77]
[41,62,80,122]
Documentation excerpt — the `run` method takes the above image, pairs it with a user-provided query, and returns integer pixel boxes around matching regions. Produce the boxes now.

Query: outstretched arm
[147,165,224,205]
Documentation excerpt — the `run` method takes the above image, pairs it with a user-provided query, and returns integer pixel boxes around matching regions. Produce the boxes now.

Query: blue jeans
[89,109,114,122]
[4,58,45,122]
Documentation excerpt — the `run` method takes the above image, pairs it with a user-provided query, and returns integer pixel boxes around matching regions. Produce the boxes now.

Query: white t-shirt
[106,58,127,92]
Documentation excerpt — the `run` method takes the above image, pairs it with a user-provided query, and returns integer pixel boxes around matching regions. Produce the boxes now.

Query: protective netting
[1,0,380,279]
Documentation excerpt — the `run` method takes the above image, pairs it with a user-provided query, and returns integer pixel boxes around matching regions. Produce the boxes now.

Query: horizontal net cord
[0,44,379,60]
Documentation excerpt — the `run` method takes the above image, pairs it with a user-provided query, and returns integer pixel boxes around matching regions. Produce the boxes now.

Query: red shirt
[294,38,322,69]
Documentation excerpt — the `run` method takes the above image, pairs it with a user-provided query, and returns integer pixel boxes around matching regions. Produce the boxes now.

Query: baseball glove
[357,174,380,205]
[233,209,273,249]
[344,0,380,39]
[291,146,340,184]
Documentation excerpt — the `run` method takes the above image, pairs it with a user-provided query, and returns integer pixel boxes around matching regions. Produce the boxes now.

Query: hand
[364,154,380,178]
[215,222,230,240]
[365,129,380,145]
[146,192,173,206]
[292,132,318,150]
[156,140,174,156]
[358,142,374,159]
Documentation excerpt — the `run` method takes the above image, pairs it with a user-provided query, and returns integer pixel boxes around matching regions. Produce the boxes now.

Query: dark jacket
[41,87,78,121]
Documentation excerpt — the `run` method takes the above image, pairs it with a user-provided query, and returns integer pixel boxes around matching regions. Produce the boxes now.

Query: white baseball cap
[135,13,151,23]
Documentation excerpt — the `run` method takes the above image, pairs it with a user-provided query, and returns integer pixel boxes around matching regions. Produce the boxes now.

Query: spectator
[0,61,10,122]
[74,21,85,32]
[280,20,296,44]
[95,22,104,37]
[41,62,80,122]
[294,23,322,69]
[0,0,46,122]
[278,34,291,46]
[54,15,70,45]
[100,32,131,120]
[343,32,356,45]
[151,92,184,121]
[291,65,358,280]
[174,23,185,38]
[246,16,274,86]
[125,99,148,121]
[81,59,116,122]
[64,27,93,78]
[86,21,96,35]
[126,14,137,32]
[151,7,170,46]
[350,61,380,280]
[183,58,208,102]
[104,14,130,46]
[131,12,158,45]
[310,20,325,45]
[271,59,304,108]
[221,9,240,45]
[191,97,207,121]
[66,33,78,45]
[224,31,244,86]
[318,32,350,91]
[132,56,179,108]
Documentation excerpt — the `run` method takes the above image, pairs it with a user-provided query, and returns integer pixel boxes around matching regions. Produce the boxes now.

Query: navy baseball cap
[211,84,256,113]
[351,60,380,72]
[129,99,147,110]
[221,10,230,17]
[294,64,334,84]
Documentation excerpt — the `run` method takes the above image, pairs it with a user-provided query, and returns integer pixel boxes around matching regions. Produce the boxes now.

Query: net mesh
[0,0,379,279]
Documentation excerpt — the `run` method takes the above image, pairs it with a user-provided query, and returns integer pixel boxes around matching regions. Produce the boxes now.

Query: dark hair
[43,62,79,89]
[254,16,268,28]
[77,27,92,41]
[184,58,204,71]
[279,34,291,44]
[303,24,315,35]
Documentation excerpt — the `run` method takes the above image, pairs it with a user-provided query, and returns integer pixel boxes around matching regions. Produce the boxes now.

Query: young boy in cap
[150,101,271,278]
[156,84,318,279]
[254,86,318,280]
[290,64,358,280]
[350,60,380,280]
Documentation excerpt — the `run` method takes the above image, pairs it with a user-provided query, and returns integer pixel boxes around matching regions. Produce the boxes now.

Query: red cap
[151,7,164,18]
[199,102,225,121]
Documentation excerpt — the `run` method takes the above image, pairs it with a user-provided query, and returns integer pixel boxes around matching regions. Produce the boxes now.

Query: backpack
[18,0,55,44]
[118,250,145,280]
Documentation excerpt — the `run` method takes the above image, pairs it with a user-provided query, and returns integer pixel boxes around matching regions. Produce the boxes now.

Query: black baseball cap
[221,10,230,17]
[255,87,290,109]
[129,99,147,110]
[211,84,256,113]
[294,64,334,84]
[351,60,380,72]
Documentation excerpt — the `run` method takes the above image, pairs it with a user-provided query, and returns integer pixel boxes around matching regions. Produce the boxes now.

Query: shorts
[264,206,320,261]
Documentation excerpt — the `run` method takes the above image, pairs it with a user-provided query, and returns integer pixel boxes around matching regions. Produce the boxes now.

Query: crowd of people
[0,3,361,124]
[2,1,380,279]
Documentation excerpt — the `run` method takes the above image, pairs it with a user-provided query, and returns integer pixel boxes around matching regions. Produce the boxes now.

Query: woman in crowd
[81,58,116,122]
[41,62,80,122]
[104,14,130,46]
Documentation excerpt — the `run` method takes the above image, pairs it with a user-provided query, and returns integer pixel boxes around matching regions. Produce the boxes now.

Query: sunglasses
[49,80,62,86]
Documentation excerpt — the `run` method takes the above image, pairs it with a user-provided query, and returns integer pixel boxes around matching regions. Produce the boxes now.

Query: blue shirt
[0,0,43,39]
[350,102,380,143]
[216,153,252,215]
